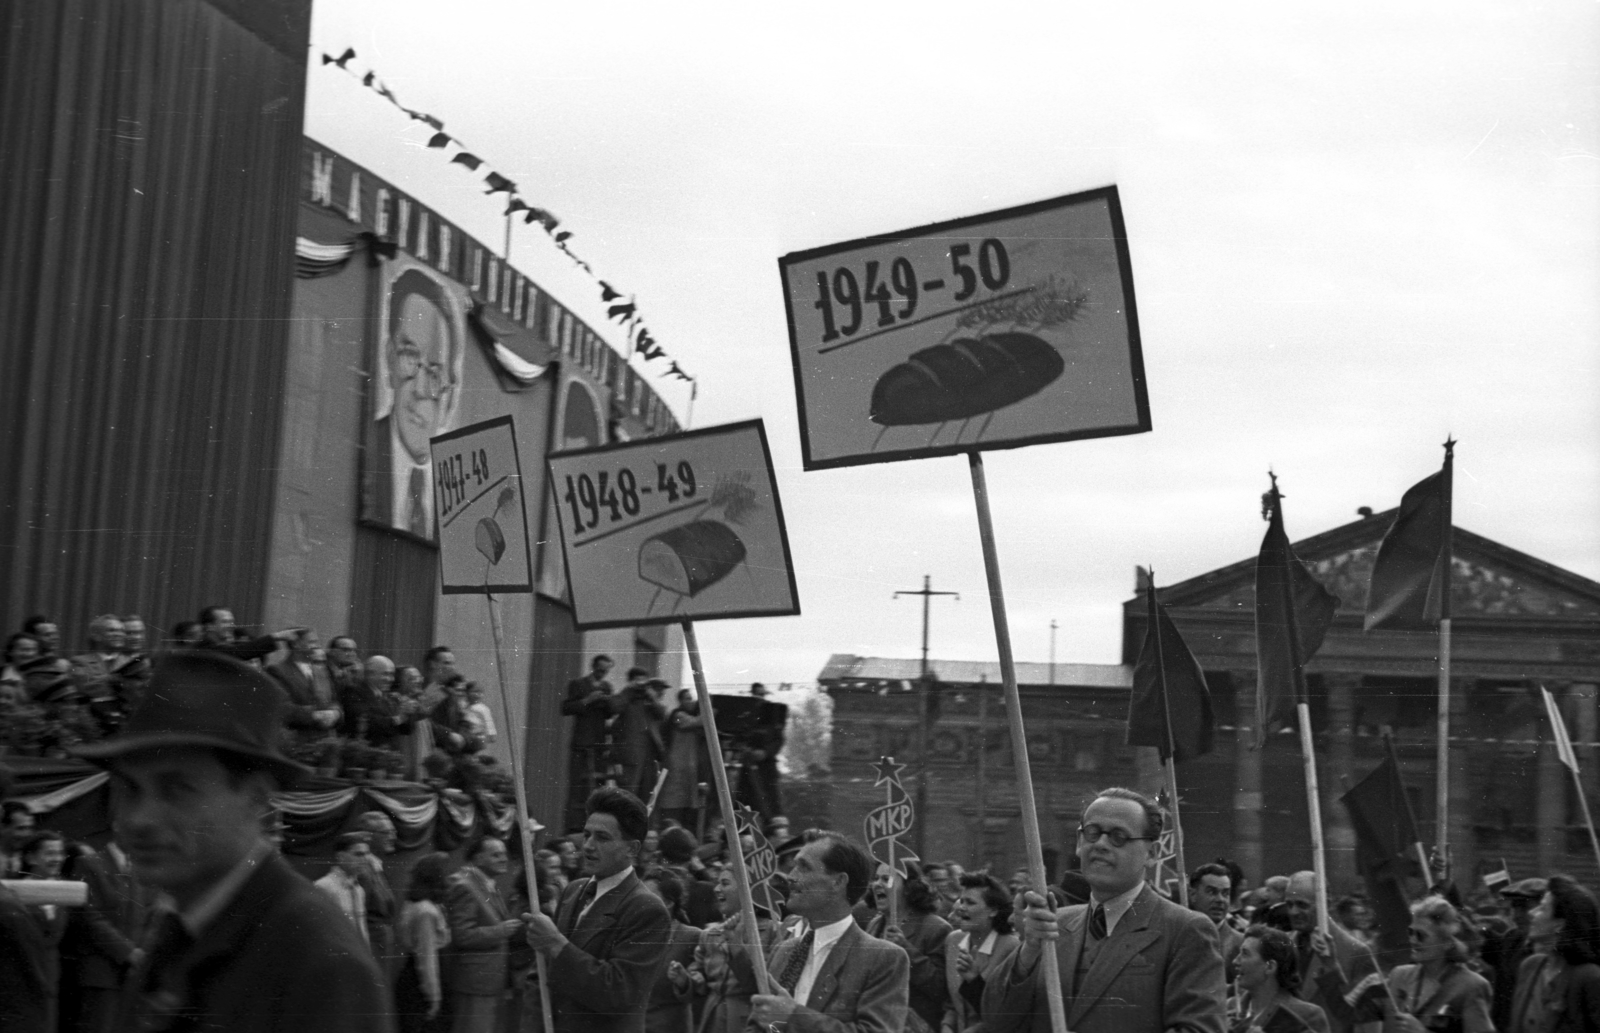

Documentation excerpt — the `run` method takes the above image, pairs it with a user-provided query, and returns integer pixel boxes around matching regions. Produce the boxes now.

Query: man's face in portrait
[389,289,453,464]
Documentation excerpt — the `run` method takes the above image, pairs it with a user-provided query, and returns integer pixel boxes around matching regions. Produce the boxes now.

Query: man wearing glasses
[983,786,1224,1033]
[376,267,462,539]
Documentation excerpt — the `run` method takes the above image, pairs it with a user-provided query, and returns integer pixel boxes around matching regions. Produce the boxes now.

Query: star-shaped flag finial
[871,755,905,787]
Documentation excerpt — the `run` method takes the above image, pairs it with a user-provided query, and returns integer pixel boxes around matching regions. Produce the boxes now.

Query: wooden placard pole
[487,592,554,1033]
[1147,573,1189,908]
[682,618,772,994]
[1434,617,1452,880]
[1296,702,1331,938]
[968,452,1068,1033]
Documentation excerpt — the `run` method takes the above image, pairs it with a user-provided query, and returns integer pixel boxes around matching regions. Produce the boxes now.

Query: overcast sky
[306,1,1599,690]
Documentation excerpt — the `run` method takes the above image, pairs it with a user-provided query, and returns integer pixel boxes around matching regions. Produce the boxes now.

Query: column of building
[1537,681,1571,875]
[1232,671,1264,889]
[1323,673,1359,891]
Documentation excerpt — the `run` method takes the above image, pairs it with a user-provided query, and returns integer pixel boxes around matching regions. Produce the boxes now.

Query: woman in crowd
[941,871,1018,1033]
[0,632,41,704]
[669,867,779,1033]
[1231,925,1329,1033]
[642,867,701,1033]
[394,851,453,1033]
[1383,896,1493,1033]
[393,665,433,778]
[19,830,69,1031]
[867,862,952,1033]
[1510,874,1600,1033]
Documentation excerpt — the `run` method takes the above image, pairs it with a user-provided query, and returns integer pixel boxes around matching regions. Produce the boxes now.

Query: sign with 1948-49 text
[431,416,534,595]
[547,419,799,630]
[779,186,1151,471]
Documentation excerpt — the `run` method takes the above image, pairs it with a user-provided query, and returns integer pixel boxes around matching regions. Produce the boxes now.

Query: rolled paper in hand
[1,879,89,907]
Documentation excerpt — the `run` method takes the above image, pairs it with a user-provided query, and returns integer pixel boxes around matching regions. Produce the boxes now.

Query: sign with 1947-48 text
[779,186,1151,471]
[547,419,799,629]
[431,415,534,595]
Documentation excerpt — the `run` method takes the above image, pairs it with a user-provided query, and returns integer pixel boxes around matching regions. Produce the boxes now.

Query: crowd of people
[2,631,1599,1033]
[0,607,503,787]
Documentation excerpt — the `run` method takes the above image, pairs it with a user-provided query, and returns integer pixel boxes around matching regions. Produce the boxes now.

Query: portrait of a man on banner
[365,257,467,539]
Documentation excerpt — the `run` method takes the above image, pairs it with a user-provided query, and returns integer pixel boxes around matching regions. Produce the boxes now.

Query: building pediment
[1146,510,1600,622]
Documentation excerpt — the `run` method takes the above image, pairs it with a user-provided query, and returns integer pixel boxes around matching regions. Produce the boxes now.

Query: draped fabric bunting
[318,47,695,389]
[294,236,357,278]
[9,757,513,856]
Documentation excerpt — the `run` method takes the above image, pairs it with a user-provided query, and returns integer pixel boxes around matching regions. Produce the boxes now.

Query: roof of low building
[817,653,1132,689]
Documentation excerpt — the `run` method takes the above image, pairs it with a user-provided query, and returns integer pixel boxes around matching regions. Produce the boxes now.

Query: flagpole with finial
[1146,568,1189,907]
[1434,438,1455,884]
[1265,473,1332,938]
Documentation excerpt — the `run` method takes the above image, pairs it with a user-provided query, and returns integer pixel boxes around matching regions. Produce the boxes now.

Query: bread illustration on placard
[639,472,758,612]
[476,487,518,567]
[869,274,1088,448]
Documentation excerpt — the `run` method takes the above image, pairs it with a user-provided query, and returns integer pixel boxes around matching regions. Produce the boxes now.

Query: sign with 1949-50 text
[431,415,534,595]
[779,186,1151,471]
[547,419,799,630]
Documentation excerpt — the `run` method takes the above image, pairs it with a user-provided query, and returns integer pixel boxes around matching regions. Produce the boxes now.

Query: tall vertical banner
[549,417,800,995]
[370,256,470,540]
[780,186,1149,471]
[781,187,1150,1033]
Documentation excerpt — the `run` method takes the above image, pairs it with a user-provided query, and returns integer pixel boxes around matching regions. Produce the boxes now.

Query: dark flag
[1340,739,1424,964]
[1364,441,1453,631]
[1127,577,1215,762]
[1254,478,1341,746]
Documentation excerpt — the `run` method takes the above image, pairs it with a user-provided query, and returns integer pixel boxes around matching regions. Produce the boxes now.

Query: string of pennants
[319,47,692,384]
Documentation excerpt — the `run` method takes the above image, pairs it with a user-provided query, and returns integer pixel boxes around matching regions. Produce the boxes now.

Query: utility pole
[895,575,958,859]
[1048,619,1058,685]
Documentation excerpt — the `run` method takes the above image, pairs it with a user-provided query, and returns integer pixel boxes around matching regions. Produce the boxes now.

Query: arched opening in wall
[559,379,604,452]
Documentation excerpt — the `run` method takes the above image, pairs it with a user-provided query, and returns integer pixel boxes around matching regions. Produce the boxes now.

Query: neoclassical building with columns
[819,506,1600,894]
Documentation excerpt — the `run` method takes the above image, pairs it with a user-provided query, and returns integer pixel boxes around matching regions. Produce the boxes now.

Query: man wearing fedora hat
[76,649,393,1033]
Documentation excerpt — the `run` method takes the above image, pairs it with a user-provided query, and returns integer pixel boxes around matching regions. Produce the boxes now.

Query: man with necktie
[524,786,672,1033]
[750,828,910,1033]
[445,836,524,1033]
[983,786,1225,1033]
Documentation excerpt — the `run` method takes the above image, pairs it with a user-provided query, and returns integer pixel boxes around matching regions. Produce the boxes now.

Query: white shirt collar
[811,913,856,952]
[1089,881,1145,936]
[584,867,632,913]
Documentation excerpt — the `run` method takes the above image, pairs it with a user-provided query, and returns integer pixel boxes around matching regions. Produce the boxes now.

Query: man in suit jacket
[562,656,618,829]
[525,786,674,1033]
[1281,871,1381,1033]
[60,840,157,1033]
[750,829,910,1033]
[445,836,525,1033]
[613,670,667,799]
[73,650,391,1033]
[341,655,416,749]
[984,787,1224,1033]
[266,630,341,741]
